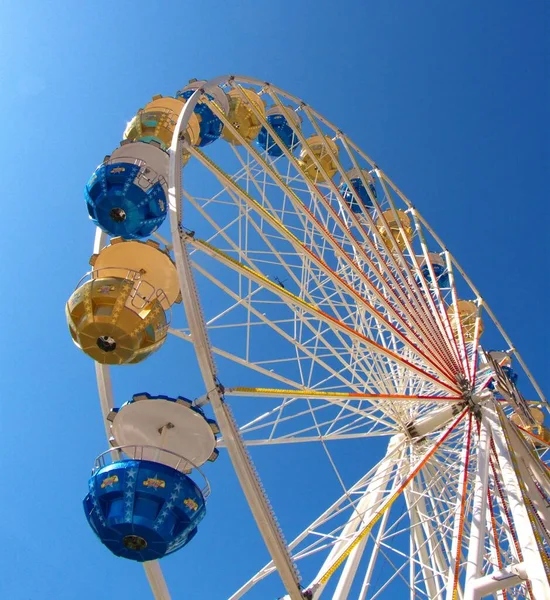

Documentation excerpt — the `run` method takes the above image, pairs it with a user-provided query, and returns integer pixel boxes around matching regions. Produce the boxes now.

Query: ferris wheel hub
[406,401,466,439]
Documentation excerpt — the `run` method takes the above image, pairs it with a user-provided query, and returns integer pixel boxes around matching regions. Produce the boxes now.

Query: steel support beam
[463,412,490,600]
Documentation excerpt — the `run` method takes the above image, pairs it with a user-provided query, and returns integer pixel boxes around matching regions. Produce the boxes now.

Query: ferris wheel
[66,75,550,600]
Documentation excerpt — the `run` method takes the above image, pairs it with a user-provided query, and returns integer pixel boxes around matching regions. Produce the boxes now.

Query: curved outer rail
[166,76,304,599]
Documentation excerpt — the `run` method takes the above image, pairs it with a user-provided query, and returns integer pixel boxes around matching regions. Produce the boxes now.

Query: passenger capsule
[487,364,518,387]
[488,350,512,369]
[124,95,200,149]
[66,276,168,365]
[257,106,301,157]
[84,450,207,562]
[448,299,483,342]
[85,141,168,239]
[298,135,339,183]
[221,88,265,145]
[66,238,179,364]
[339,168,377,214]
[376,209,413,251]
[176,80,230,147]
[89,237,182,307]
[420,252,450,288]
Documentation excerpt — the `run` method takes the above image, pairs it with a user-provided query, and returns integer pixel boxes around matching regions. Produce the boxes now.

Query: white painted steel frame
[463,412,490,600]
[88,74,549,599]
[212,85,539,375]
[175,76,546,596]
[204,97,461,388]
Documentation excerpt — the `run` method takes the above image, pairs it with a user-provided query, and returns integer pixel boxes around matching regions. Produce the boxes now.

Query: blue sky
[0,0,548,598]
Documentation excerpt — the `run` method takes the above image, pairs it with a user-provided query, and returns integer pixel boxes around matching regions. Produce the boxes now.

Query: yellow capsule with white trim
[448,299,483,343]
[298,135,339,183]
[222,88,265,145]
[376,209,413,252]
[124,95,200,149]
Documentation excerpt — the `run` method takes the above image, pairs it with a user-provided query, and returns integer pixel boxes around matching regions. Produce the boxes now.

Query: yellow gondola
[124,94,200,152]
[66,238,180,365]
[66,276,168,365]
[221,87,265,145]
[448,299,483,343]
[298,135,339,183]
[376,209,413,252]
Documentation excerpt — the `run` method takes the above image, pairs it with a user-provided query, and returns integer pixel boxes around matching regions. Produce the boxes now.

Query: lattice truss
[225,409,550,599]
[228,415,476,598]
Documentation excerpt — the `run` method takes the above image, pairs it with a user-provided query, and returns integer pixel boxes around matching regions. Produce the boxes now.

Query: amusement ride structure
[66,75,550,599]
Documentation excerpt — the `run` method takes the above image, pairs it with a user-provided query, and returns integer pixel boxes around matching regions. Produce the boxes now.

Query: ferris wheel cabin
[221,87,265,145]
[66,238,179,364]
[177,79,230,147]
[85,141,169,239]
[84,393,218,562]
[339,167,377,213]
[419,251,450,288]
[299,135,339,183]
[257,105,302,157]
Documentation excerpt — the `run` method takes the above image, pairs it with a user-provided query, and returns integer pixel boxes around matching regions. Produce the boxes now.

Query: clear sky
[0,0,548,598]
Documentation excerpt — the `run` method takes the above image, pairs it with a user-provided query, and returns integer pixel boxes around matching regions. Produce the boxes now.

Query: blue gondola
[85,142,168,239]
[257,107,301,157]
[339,168,377,214]
[84,455,206,562]
[419,252,450,288]
[176,80,230,147]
